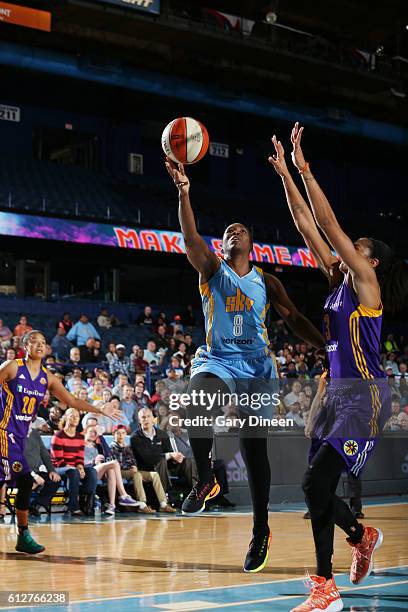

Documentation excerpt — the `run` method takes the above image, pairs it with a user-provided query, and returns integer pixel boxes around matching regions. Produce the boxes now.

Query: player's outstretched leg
[240,426,271,572]
[14,474,45,554]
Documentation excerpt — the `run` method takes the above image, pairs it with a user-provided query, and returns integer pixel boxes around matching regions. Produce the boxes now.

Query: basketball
[161,117,209,164]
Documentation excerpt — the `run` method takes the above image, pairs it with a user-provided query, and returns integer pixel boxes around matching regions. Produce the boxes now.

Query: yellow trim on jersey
[41,365,48,375]
[349,304,381,381]
[0,428,8,458]
[16,359,24,366]
[368,383,381,437]
[200,282,215,350]
[0,382,14,430]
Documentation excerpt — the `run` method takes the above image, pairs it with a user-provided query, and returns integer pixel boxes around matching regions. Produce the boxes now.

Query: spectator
[397,412,408,430]
[154,325,169,350]
[134,381,151,412]
[87,378,105,403]
[96,307,119,329]
[112,373,130,399]
[5,348,16,361]
[105,342,117,366]
[79,337,99,364]
[66,314,101,347]
[150,380,167,406]
[166,356,184,379]
[137,305,154,326]
[143,340,159,365]
[156,401,170,430]
[51,327,72,362]
[25,422,62,516]
[384,333,399,353]
[183,333,197,357]
[283,380,302,408]
[83,425,138,516]
[170,314,184,333]
[286,402,305,428]
[66,368,87,393]
[110,424,163,514]
[384,352,400,376]
[109,344,134,381]
[133,348,148,375]
[130,408,176,513]
[11,336,25,359]
[173,343,188,369]
[166,417,198,489]
[165,367,185,394]
[65,347,82,373]
[50,408,98,516]
[45,405,63,433]
[182,304,196,327]
[14,315,32,338]
[0,318,13,346]
[58,312,73,335]
[120,385,138,428]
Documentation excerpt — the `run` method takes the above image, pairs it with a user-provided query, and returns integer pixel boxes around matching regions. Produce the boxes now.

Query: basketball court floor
[0,498,407,611]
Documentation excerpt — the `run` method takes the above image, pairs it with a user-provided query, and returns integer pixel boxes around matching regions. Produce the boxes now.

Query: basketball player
[269,124,408,611]
[165,157,325,572]
[0,330,121,554]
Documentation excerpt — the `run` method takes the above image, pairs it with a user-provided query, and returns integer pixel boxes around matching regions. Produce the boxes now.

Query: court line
[50,563,408,607]
[0,564,406,610]
[150,579,408,610]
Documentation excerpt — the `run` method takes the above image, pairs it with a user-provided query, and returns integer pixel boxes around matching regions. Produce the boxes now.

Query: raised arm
[165,158,220,283]
[265,273,325,350]
[47,372,121,421]
[268,136,340,285]
[289,123,380,308]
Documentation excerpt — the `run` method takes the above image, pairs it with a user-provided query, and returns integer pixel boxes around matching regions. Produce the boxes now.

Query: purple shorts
[0,429,30,484]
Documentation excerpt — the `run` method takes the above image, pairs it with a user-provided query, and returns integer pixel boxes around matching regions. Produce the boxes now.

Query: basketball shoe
[181,478,220,515]
[290,575,343,612]
[243,529,271,572]
[15,529,45,554]
[348,526,383,584]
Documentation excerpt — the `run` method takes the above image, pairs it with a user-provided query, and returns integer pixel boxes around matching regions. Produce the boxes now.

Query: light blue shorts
[190,346,278,417]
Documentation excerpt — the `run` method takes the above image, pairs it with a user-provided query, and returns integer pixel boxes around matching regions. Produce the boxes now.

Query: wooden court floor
[0,503,407,610]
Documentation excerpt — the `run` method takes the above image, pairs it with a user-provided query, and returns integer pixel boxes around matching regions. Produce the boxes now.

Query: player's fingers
[178,162,186,175]
[298,126,304,142]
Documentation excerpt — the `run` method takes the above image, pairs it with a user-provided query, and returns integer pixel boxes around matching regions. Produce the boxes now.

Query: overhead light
[265,11,277,24]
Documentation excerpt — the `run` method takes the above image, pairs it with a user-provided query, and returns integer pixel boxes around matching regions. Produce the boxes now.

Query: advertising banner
[98,0,160,14]
[0,211,318,268]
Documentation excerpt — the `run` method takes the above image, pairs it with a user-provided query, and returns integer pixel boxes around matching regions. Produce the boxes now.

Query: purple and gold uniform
[0,359,48,482]
[312,279,391,476]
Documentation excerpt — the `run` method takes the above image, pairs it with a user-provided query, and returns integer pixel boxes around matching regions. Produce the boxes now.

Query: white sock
[160,501,167,508]
[138,501,147,509]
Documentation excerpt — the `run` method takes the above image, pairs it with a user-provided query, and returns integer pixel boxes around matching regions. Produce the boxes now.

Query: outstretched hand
[268,135,289,177]
[290,122,307,171]
[101,402,122,422]
[165,157,190,195]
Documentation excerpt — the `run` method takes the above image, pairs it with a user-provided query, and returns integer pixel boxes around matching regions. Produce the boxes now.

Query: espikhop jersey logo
[343,440,359,456]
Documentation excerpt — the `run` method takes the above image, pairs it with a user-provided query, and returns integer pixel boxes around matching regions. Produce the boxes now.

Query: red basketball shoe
[348,526,383,585]
[290,575,343,612]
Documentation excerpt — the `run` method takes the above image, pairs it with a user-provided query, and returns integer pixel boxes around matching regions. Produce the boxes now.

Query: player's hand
[268,136,289,177]
[49,471,61,483]
[165,157,190,195]
[101,402,122,422]
[290,122,307,171]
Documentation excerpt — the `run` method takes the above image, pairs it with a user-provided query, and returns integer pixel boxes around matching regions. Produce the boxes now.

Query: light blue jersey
[199,259,270,357]
[191,260,277,409]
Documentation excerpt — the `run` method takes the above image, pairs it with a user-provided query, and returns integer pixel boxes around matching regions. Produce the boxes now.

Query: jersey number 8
[233,314,243,337]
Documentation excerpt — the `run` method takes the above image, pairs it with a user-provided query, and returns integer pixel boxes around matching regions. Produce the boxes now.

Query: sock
[16,509,29,535]
[347,523,365,545]
[188,437,213,483]
[239,435,270,535]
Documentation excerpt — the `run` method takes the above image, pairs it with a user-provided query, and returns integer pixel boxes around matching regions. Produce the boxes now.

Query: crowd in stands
[0,308,406,519]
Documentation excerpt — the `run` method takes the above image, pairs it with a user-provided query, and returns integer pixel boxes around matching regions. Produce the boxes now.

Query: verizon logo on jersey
[225,288,254,313]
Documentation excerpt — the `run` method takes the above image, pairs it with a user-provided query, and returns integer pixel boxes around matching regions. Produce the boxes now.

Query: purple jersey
[0,359,48,439]
[323,279,384,380]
